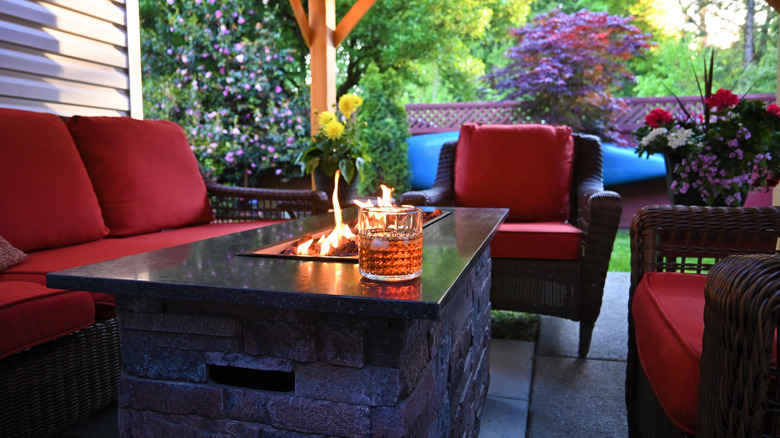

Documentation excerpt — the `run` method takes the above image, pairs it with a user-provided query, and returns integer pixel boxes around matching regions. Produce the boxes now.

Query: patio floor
[481,271,629,437]
[59,272,630,438]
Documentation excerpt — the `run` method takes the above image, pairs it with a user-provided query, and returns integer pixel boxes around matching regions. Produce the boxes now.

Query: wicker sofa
[627,205,780,437]
[0,108,327,437]
[400,123,622,357]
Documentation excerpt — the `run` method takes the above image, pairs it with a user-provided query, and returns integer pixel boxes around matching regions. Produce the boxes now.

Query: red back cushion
[453,124,574,222]
[66,116,214,237]
[0,108,108,252]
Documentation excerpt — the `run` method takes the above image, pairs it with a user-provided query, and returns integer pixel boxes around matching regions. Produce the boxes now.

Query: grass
[608,229,631,272]
[490,228,632,341]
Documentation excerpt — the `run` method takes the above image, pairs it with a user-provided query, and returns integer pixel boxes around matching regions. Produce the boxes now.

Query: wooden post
[308,0,337,135]
[288,0,376,134]
[287,0,377,188]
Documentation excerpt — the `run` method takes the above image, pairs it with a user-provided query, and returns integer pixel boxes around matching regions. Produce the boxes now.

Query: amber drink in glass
[358,206,423,281]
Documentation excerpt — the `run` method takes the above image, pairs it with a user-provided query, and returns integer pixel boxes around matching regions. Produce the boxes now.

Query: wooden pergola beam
[288,0,376,134]
[289,0,312,48]
[333,0,377,47]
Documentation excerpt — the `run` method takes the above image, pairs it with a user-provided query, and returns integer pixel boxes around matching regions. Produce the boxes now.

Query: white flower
[640,127,667,147]
[667,129,694,149]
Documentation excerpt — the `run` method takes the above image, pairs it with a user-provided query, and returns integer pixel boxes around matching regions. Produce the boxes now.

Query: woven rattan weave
[627,205,780,438]
[401,133,622,357]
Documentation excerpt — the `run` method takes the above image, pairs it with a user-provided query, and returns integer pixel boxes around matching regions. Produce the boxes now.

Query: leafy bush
[484,9,651,141]
[140,0,310,186]
[356,64,412,197]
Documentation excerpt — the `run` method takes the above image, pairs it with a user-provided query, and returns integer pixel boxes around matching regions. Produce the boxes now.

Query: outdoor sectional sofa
[0,108,327,437]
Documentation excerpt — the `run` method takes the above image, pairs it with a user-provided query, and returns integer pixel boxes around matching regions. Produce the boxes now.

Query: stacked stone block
[115,250,492,437]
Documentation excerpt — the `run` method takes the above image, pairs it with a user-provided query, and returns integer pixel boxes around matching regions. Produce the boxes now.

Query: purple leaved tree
[484,9,652,142]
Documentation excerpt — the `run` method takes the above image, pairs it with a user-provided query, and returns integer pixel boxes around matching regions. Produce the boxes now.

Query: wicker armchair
[203,173,329,220]
[627,205,780,437]
[401,131,622,357]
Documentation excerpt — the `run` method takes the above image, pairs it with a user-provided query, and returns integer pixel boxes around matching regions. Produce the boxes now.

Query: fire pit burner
[239,207,447,263]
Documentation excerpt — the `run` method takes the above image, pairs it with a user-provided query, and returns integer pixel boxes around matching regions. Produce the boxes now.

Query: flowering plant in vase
[298,93,370,185]
[633,54,780,206]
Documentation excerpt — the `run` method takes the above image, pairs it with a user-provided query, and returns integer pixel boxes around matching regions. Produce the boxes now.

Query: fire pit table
[48,207,507,437]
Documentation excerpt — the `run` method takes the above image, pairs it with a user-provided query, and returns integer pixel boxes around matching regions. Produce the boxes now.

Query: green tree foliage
[549,0,779,97]
[356,64,412,197]
[326,0,531,103]
[140,0,310,186]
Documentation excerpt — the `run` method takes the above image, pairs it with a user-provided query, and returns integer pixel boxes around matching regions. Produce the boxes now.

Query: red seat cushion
[2,221,280,318]
[491,222,582,260]
[0,281,95,359]
[0,108,108,252]
[633,271,708,435]
[453,123,574,222]
[66,116,214,237]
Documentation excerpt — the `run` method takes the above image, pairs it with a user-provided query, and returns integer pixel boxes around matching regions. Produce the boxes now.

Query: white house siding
[0,0,141,117]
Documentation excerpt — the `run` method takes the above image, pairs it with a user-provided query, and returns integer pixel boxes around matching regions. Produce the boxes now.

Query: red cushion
[0,281,95,359]
[66,116,214,237]
[2,221,278,318]
[491,222,582,260]
[0,108,108,252]
[633,272,708,435]
[3,221,279,284]
[453,124,574,222]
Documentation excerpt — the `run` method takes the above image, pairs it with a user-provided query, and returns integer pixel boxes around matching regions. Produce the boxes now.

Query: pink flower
[768,103,780,117]
[644,108,673,128]
[705,89,739,110]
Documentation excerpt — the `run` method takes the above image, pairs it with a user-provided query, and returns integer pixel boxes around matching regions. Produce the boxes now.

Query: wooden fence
[406,94,776,140]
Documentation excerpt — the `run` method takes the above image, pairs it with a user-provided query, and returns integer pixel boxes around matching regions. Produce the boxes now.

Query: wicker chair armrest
[205,179,329,221]
[578,190,622,322]
[629,205,780,295]
[698,253,780,437]
[399,186,453,206]
[400,140,457,206]
[570,133,604,220]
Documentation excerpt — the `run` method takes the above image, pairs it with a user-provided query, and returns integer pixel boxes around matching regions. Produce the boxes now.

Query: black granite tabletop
[47,207,507,320]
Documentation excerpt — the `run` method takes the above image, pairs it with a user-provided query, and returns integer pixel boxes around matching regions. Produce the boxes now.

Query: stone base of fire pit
[115,250,491,437]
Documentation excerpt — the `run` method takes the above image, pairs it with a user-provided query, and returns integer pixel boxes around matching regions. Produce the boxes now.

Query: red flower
[704,88,739,110]
[768,103,780,117]
[644,107,673,128]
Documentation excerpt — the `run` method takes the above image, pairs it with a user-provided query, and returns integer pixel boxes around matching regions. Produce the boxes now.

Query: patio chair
[400,123,622,357]
[627,205,780,437]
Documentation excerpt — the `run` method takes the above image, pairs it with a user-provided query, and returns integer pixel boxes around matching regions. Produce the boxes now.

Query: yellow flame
[318,170,354,256]
[380,185,394,206]
[296,239,313,255]
[354,185,396,209]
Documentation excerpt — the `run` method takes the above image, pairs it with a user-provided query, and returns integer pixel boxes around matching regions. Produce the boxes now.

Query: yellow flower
[323,121,345,140]
[338,94,363,119]
[318,110,336,126]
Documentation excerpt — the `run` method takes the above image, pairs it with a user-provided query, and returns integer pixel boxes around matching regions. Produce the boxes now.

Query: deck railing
[406,94,776,138]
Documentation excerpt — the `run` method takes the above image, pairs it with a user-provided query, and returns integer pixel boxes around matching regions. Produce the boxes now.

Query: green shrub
[356,64,412,197]
[140,0,310,186]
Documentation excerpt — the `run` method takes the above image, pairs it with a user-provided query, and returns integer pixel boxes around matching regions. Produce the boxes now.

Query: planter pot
[664,154,746,206]
[313,167,359,206]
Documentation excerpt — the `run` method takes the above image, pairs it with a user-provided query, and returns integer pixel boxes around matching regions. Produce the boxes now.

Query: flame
[354,184,396,208]
[296,238,313,255]
[290,174,402,256]
[293,169,355,256]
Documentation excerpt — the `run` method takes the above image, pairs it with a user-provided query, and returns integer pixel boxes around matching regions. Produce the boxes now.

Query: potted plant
[298,93,370,204]
[633,52,780,206]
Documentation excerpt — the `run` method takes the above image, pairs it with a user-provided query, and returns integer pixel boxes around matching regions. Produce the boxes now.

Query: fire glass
[358,206,423,281]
